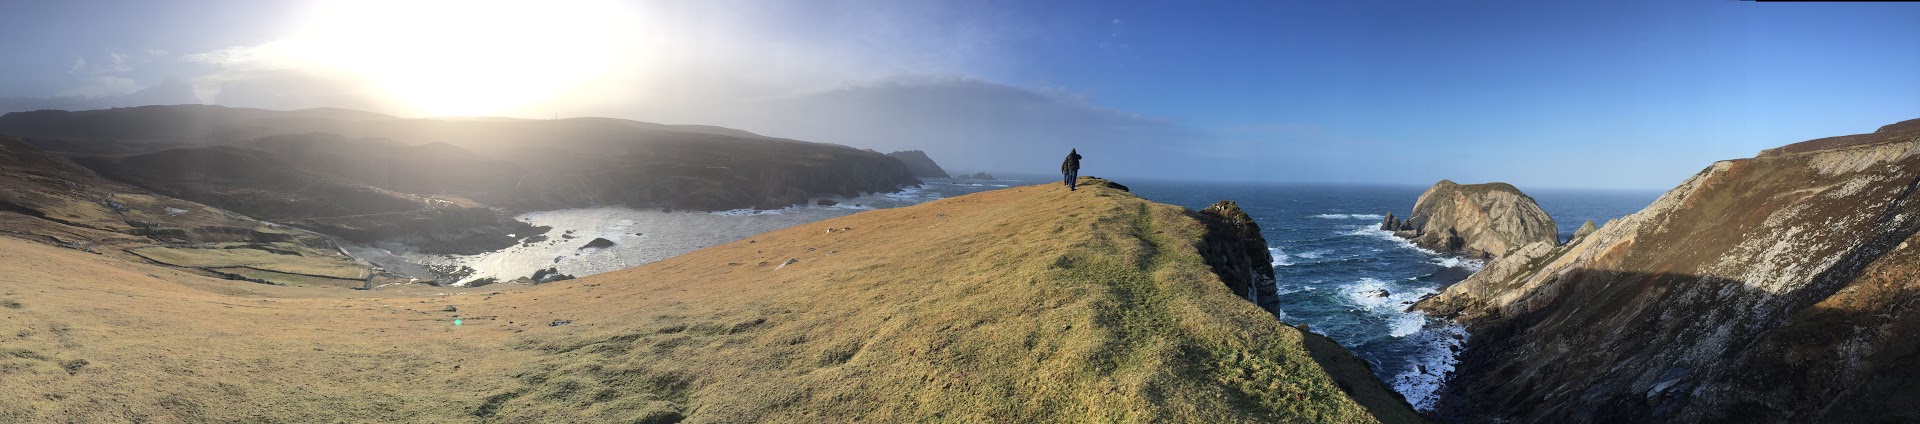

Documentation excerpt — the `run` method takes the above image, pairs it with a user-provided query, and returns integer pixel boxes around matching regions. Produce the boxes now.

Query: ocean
[409,176,1659,411]
[1123,180,1661,410]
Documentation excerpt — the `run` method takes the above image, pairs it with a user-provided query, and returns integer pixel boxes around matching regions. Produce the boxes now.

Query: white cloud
[67,57,86,74]
[104,51,132,72]
[145,48,169,57]
[58,76,144,98]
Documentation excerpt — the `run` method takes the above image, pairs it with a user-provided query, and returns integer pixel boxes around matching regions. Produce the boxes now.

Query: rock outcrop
[1382,180,1556,258]
[1569,219,1597,241]
[1194,199,1284,315]
[1415,118,1920,423]
[885,150,951,178]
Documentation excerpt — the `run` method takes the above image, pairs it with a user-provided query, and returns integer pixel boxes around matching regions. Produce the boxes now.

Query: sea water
[419,179,1018,285]
[1123,180,1659,411]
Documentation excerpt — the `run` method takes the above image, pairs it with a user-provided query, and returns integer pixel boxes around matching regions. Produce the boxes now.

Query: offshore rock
[1387,180,1556,258]
[1415,117,1920,423]
[1570,219,1598,242]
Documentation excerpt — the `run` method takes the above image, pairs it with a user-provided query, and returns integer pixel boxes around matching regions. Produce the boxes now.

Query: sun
[290,0,634,117]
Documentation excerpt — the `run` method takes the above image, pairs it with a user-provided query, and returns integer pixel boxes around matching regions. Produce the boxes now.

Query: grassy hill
[0,179,1419,423]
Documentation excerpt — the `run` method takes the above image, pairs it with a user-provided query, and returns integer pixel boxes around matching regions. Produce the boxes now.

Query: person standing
[1061,148,1083,191]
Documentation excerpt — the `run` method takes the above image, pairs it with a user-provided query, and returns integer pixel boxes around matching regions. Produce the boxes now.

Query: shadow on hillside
[1428,266,1920,424]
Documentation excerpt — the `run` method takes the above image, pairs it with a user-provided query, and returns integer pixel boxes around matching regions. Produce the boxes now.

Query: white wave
[709,208,786,216]
[1431,256,1487,272]
[1269,246,1293,267]
[1340,278,1439,337]
[1343,225,1441,255]
[1295,249,1329,260]
[1390,323,1468,411]
[1312,213,1386,220]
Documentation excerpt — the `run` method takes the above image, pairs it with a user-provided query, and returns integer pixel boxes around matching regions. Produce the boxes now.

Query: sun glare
[291,0,633,117]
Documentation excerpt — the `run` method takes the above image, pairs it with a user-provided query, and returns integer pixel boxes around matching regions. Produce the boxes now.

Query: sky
[2,0,1918,190]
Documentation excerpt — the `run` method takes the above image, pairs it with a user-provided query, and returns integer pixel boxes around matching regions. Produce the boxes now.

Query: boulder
[579,237,615,249]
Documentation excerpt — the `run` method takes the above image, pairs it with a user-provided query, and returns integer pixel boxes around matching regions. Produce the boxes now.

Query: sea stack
[1382,180,1557,258]
[1414,117,1920,422]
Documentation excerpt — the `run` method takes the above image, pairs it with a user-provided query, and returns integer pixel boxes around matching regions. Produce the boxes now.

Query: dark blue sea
[1121,180,1660,410]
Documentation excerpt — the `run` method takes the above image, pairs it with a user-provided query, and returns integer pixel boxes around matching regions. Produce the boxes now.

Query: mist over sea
[1123,180,1660,410]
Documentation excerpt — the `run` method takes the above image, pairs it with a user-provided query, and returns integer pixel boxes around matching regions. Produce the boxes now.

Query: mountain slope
[1415,118,1920,422]
[1,105,921,212]
[0,179,1420,423]
[0,136,367,287]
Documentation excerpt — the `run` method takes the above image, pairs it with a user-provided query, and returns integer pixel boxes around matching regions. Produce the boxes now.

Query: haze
[3,0,1917,189]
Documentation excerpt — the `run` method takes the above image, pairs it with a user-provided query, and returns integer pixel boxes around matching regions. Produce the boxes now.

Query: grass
[127,245,366,279]
[0,180,1416,423]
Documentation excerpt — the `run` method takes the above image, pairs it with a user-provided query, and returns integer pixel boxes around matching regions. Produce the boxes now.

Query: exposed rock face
[956,172,996,180]
[1570,219,1598,241]
[884,150,950,178]
[1194,199,1283,315]
[1385,180,1556,258]
[1415,118,1920,423]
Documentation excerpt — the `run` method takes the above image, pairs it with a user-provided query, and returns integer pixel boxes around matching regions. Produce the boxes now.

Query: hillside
[0,136,369,288]
[1414,118,1920,422]
[0,178,1421,423]
[0,105,921,213]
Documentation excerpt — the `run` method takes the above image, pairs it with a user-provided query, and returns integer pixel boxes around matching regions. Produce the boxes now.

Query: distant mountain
[0,105,924,250]
[885,150,951,178]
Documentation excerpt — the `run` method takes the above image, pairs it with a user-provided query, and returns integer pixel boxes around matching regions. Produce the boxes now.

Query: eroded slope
[1416,120,1920,422]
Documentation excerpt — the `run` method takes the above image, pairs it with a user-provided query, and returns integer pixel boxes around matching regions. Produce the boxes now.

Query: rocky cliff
[885,150,951,178]
[1380,180,1557,258]
[1194,200,1285,315]
[1415,118,1920,423]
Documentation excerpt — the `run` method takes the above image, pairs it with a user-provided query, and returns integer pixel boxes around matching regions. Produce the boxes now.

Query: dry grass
[0,181,1414,423]
[126,246,366,280]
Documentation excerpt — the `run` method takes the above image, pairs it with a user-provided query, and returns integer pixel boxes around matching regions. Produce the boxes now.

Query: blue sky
[2,0,1917,190]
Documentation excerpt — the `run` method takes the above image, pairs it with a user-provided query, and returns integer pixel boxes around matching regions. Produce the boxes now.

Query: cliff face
[1381,180,1557,258]
[1415,119,1920,423]
[0,179,1422,423]
[1194,200,1284,315]
[885,150,951,178]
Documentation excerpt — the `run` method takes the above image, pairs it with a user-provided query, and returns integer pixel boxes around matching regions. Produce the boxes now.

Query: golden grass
[0,181,1418,423]
[127,246,367,280]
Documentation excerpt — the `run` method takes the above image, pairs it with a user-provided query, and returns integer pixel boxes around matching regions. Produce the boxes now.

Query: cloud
[145,48,169,57]
[58,76,143,98]
[67,57,87,75]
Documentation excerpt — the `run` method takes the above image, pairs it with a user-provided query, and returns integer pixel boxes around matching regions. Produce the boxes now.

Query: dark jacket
[1062,150,1082,172]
